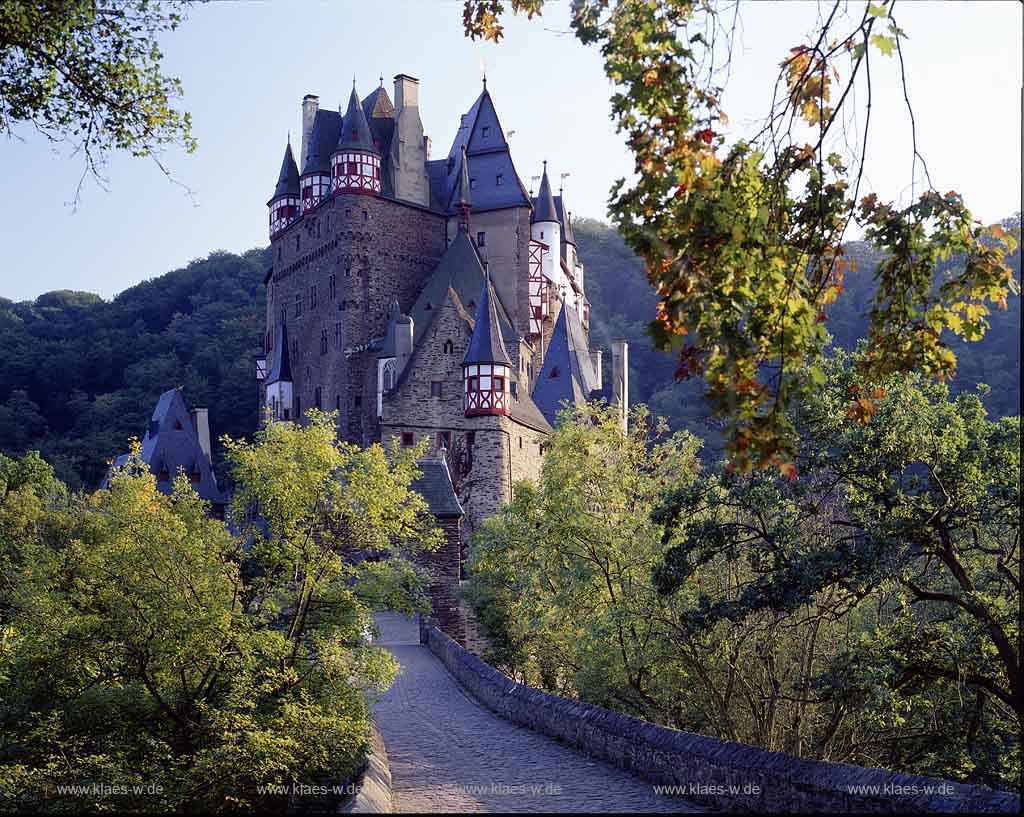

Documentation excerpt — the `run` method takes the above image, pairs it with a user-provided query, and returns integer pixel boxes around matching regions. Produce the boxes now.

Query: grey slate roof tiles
[463,273,512,367]
[532,164,558,223]
[530,306,601,428]
[104,388,225,505]
[411,458,464,518]
[338,85,379,153]
[302,109,342,175]
[272,142,300,199]
[266,322,293,384]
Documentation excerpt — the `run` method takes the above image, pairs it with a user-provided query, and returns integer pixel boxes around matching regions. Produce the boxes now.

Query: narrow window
[354,395,362,408]
[315,386,322,409]
[443,339,454,354]
[431,381,443,398]
[295,235,300,251]
[477,231,486,247]
[295,293,302,317]
[470,177,477,190]
[401,432,414,447]
[496,173,503,185]
[320,328,328,355]
[329,273,336,300]
[481,126,490,138]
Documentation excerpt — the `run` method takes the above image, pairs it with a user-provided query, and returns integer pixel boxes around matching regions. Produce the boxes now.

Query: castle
[256,75,628,634]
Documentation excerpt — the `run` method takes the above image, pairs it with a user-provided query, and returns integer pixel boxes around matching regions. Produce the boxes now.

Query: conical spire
[266,322,293,384]
[532,160,558,223]
[338,85,378,153]
[273,141,300,198]
[464,272,512,366]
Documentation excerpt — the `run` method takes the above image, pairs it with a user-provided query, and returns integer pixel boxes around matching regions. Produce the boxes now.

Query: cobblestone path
[372,613,701,813]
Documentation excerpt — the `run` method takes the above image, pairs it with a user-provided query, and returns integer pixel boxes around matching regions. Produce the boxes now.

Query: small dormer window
[550,366,560,378]
[477,231,486,247]
[496,174,504,185]
[482,126,490,138]
[173,419,183,430]
[470,177,477,190]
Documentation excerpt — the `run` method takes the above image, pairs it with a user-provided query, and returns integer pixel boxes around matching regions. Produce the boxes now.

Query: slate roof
[302,109,342,175]
[408,229,514,347]
[103,388,226,505]
[338,85,379,154]
[532,164,558,223]
[531,305,602,428]
[555,195,575,246]
[266,322,293,384]
[464,273,512,366]
[378,301,401,358]
[438,87,532,214]
[272,142,300,200]
[363,84,395,119]
[411,457,464,518]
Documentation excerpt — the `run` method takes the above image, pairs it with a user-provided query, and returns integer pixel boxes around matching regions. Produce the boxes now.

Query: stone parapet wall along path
[424,625,1021,814]
[371,613,698,813]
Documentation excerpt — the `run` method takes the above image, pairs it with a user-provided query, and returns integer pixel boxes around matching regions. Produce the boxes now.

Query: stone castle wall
[425,626,1021,814]
[266,194,446,443]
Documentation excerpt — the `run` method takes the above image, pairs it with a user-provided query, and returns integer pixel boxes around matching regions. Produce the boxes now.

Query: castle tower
[300,114,333,212]
[332,85,382,195]
[268,141,300,239]
[264,322,294,421]
[531,162,562,294]
[463,273,512,418]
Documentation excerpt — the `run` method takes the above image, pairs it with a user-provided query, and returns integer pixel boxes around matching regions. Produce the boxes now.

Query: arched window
[443,339,454,354]
[382,359,396,391]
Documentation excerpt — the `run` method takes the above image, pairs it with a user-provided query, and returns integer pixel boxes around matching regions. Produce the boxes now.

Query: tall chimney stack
[393,74,420,110]
[300,94,319,171]
[190,407,212,467]
[611,339,629,433]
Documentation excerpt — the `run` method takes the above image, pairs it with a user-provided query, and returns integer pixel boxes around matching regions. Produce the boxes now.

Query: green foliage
[0,0,197,183]
[465,402,705,715]
[462,0,1020,472]
[653,352,1020,788]
[0,417,437,811]
[0,247,269,490]
[466,363,1020,790]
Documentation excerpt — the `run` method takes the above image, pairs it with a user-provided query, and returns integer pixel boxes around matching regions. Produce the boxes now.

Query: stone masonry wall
[266,194,445,444]
[425,626,1020,814]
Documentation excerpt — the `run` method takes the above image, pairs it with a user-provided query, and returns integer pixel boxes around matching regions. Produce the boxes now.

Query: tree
[462,0,1019,472]
[0,0,197,197]
[0,415,440,811]
[653,350,1020,788]
[465,403,705,718]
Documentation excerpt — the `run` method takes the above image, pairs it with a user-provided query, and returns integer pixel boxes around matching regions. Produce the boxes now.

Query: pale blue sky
[0,0,1020,302]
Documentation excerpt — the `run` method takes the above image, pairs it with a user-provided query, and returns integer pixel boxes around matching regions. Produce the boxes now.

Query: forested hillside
[0,249,269,489]
[0,220,1018,486]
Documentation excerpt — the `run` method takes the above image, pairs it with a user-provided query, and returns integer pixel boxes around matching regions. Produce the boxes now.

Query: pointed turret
[530,161,564,293]
[332,84,382,195]
[532,161,558,224]
[268,141,301,237]
[463,273,512,418]
[264,322,294,421]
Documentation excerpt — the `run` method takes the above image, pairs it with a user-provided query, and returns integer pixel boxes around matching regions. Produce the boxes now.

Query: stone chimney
[395,314,414,375]
[190,407,212,467]
[390,74,429,206]
[611,339,629,433]
[300,94,319,171]
[393,74,420,109]
[590,349,603,391]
